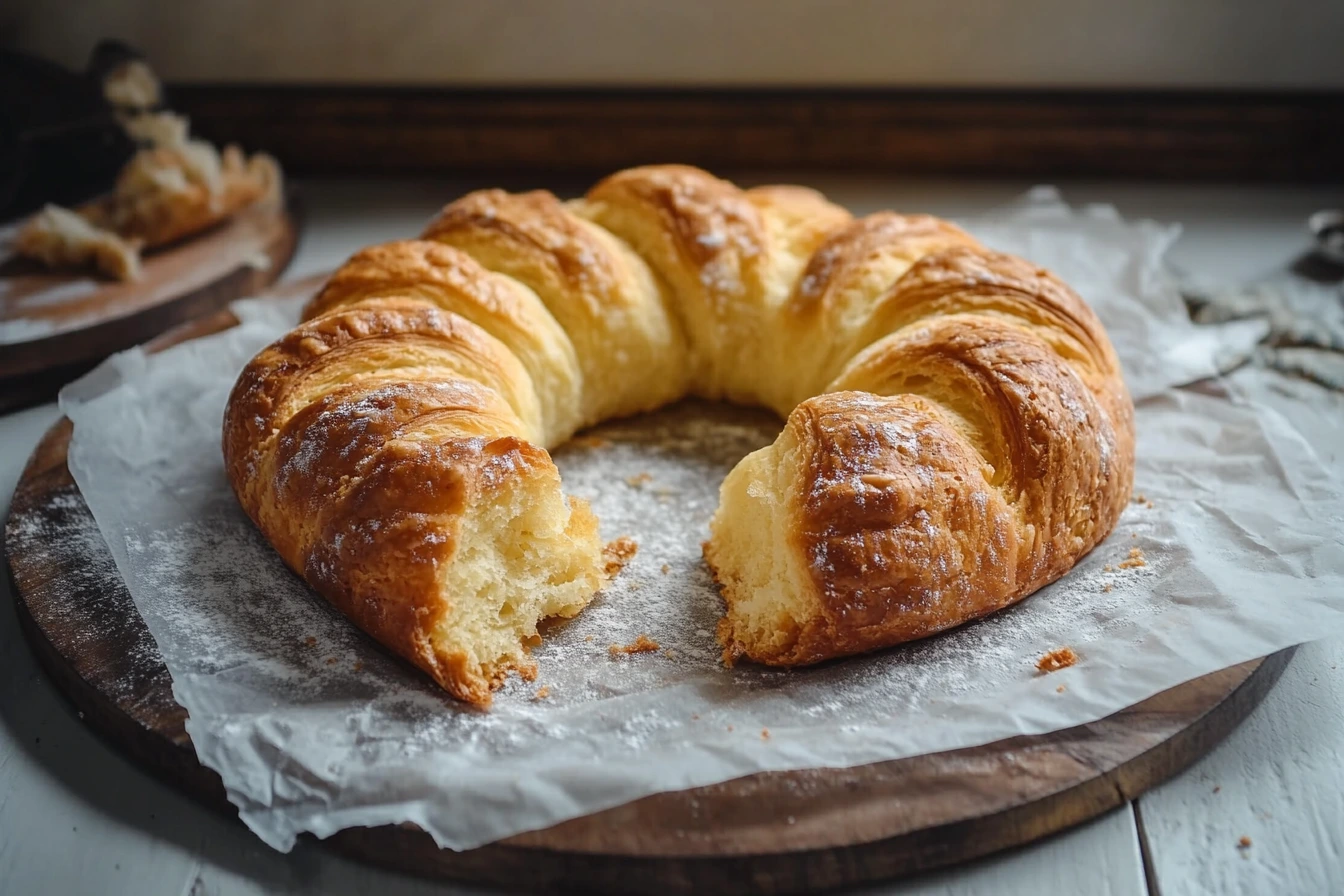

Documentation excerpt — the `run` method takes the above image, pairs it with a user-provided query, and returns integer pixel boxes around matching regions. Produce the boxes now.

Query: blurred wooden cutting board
[0,189,299,411]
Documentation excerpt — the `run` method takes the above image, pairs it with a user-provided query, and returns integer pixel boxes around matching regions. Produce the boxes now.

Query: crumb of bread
[1238,835,1252,849]
[1103,564,1114,572]
[691,713,700,720]
[1037,646,1079,673]
[624,472,652,488]
[1056,684,1066,693]
[761,728,770,740]
[353,660,364,672]
[602,536,638,577]
[569,434,610,449]
[1131,532,1137,538]
[1102,584,1113,593]
[1213,785,1222,793]
[1118,547,1147,569]
[609,634,659,656]
[584,635,594,642]
[533,686,550,700]
[661,563,671,574]
[1146,500,1155,509]
[325,657,337,665]
[662,648,678,658]
[303,636,317,647]
[727,725,734,732]
[1134,492,1147,504]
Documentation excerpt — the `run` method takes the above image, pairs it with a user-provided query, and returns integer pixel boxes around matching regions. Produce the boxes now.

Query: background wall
[5,0,1344,89]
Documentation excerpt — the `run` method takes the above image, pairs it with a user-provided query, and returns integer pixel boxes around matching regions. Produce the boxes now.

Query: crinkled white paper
[60,189,1344,852]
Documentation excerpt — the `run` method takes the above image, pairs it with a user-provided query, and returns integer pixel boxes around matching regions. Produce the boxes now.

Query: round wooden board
[0,190,299,412]
[2,310,1292,893]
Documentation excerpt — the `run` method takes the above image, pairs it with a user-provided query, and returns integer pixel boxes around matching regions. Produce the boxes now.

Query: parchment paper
[59,189,1344,852]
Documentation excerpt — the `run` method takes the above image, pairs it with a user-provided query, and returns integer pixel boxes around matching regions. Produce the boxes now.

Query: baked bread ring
[223,165,1133,705]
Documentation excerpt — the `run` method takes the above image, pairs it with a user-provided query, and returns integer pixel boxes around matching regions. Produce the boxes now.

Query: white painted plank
[861,806,1146,896]
[179,847,496,896]
[1139,637,1344,896]
[1136,332,1344,896]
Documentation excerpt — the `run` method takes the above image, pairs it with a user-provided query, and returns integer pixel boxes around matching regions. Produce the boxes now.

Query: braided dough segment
[260,379,523,571]
[707,390,1020,666]
[307,240,586,444]
[423,188,689,424]
[222,307,603,706]
[858,246,1132,437]
[224,298,546,482]
[574,166,851,407]
[833,315,1130,562]
[742,184,856,414]
[709,310,1132,664]
[773,212,981,409]
[306,431,601,707]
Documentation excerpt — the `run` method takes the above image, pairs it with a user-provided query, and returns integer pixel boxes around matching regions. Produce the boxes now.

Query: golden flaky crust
[572,166,853,407]
[222,303,601,705]
[710,244,1133,666]
[774,213,980,408]
[423,187,689,422]
[305,433,566,706]
[225,163,1135,701]
[305,240,586,442]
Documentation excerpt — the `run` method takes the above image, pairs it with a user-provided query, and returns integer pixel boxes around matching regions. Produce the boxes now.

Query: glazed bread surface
[224,164,1134,704]
[223,302,603,705]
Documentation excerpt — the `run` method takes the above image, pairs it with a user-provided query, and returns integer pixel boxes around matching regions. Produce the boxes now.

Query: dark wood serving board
[0,189,299,412]
[2,306,1291,893]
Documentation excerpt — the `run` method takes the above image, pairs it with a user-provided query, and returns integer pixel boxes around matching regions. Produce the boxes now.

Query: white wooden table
[3,177,1342,895]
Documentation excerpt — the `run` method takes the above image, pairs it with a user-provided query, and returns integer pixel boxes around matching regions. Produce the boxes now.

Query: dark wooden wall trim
[171,86,1344,182]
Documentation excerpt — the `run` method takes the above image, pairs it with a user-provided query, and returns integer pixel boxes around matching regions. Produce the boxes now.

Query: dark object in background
[0,42,152,222]
[1309,210,1344,268]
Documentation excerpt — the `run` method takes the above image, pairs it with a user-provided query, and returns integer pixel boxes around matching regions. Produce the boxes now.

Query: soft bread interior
[432,465,602,700]
[706,432,817,664]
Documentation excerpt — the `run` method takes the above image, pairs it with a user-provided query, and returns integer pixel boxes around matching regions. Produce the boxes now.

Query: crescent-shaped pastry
[224,165,1133,705]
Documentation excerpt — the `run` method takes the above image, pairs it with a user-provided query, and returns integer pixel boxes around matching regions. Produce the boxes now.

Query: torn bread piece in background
[83,142,282,251]
[12,56,283,281]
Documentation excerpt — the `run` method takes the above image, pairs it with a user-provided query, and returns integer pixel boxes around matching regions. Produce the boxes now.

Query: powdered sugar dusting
[7,486,168,707]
